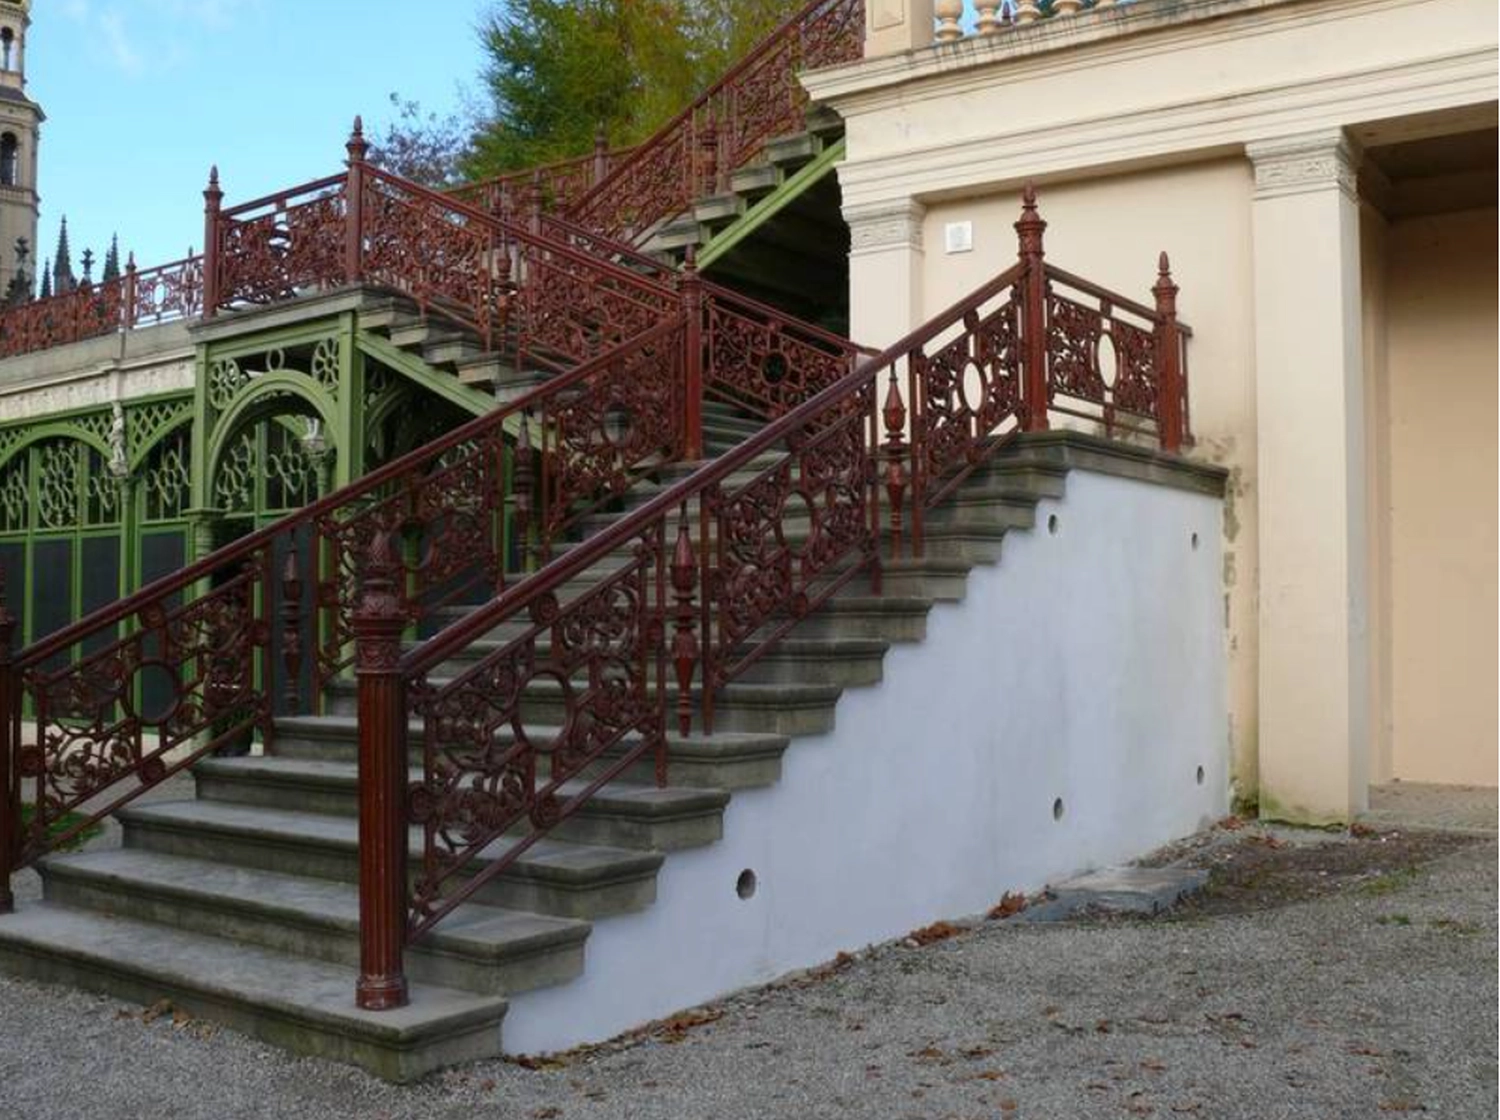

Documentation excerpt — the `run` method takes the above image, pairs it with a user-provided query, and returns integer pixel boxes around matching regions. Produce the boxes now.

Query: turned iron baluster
[882,368,909,560]
[670,505,699,739]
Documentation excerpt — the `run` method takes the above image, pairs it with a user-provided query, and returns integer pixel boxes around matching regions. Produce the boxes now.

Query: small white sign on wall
[944,221,974,255]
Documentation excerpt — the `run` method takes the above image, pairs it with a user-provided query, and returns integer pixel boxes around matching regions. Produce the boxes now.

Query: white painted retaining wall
[506,465,1228,1054]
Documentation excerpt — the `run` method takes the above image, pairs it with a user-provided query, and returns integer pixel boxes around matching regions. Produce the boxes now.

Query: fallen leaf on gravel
[479,1079,496,1092]
[959,1045,995,1060]
[1377,1101,1427,1113]
[987,892,1028,920]
[1087,1082,1110,1092]
[656,1007,723,1043]
[114,1009,134,1020]
[1141,1059,1167,1072]
[510,1054,568,1071]
[908,1045,950,1065]
[1218,815,1246,831]
[999,1099,1018,1113]
[141,999,173,1024]
[171,1009,192,1027]
[1349,822,1378,838]
[1096,1020,1113,1034]
[908,920,963,946]
[530,1109,562,1119]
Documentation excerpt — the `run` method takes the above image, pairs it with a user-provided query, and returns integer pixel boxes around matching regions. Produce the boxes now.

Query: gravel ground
[1,826,1494,1120]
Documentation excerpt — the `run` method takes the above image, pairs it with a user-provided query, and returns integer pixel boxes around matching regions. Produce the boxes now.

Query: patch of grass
[19,804,103,852]
[1429,917,1483,936]
[1357,867,1419,897]
[1375,914,1411,927]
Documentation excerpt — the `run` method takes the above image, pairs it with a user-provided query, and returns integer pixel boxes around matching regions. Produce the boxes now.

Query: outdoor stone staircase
[648,107,845,262]
[0,427,1084,1081]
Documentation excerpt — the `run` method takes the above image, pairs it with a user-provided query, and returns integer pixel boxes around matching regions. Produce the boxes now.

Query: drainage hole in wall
[736,869,758,900]
[1196,765,1205,786]
[1052,797,1065,821]
[1047,514,1060,536]
[1191,531,1200,550]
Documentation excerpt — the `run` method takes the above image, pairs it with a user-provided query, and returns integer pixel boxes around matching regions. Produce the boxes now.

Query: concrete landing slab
[1024,866,1209,921]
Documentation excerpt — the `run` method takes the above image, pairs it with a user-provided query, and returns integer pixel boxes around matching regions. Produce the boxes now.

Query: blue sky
[28,0,488,276]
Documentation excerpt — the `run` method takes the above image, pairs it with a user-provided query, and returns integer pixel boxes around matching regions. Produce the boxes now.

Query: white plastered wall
[504,467,1228,1054]
[917,162,1258,797]
[1382,206,1498,786]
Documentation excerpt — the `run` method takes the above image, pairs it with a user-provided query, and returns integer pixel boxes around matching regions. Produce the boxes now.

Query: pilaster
[1247,129,1369,824]
[845,198,926,350]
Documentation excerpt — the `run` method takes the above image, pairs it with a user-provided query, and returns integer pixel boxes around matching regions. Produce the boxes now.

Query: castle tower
[0,0,39,297]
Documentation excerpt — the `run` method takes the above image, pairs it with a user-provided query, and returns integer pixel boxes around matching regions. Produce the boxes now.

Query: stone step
[194,757,729,853]
[764,131,824,168]
[430,634,889,689]
[118,801,664,922]
[318,673,842,736]
[423,337,487,367]
[389,321,472,351]
[273,717,791,791]
[38,849,589,999]
[0,903,507,1082]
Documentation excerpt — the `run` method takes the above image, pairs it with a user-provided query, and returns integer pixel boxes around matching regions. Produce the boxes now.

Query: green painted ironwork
[697,138,846,271]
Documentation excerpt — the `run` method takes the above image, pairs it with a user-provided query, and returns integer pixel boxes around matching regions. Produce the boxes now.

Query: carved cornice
[845,199,927,253]
[0,357,194,422]
[1246,131,1360,201]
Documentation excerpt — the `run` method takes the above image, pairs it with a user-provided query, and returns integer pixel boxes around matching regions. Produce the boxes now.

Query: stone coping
[1004,429,1229,497]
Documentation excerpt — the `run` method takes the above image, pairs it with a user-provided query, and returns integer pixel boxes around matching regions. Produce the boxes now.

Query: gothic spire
[38,257,50,299]
[101,234,121,285]
[52,216,75,294]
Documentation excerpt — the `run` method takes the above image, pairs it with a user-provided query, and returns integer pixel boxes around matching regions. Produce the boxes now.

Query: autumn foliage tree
[460,0,797,179]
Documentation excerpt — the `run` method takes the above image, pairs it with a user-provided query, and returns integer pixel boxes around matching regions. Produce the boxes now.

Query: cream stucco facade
[808,0,1498,821]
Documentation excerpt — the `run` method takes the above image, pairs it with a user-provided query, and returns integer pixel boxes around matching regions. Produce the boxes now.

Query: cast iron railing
[567,0,864,245]
[0,147,865,908]
[344,188,1191,1005]
[448,136,639,224]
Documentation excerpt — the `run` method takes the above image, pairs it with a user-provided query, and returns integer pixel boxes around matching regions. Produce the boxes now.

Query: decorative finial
[352,115,364,138]
[208,165,219,188]
[683,244,697,271]
[1022,180,1037,208]
[1158,251,1171,277]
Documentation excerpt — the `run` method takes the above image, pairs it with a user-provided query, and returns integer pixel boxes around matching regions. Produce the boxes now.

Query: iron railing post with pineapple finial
[681,248,705,461]
[882,369,909,559]
[1015,183,1049,433]
[202,166,223,318]
[345,117,368,288]
[1153,252,1185,454]
[353,530,410,1011]
[122,252,138,331]
[0,568,15,915]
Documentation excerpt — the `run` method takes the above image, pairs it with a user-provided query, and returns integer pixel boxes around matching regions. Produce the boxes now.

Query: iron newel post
[1015,182,1050,433]
[345,117,368,288]
[1153,252,1184,454]
[352,530,410,1010]
[202,166,223,319]
[680,247,705,461]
